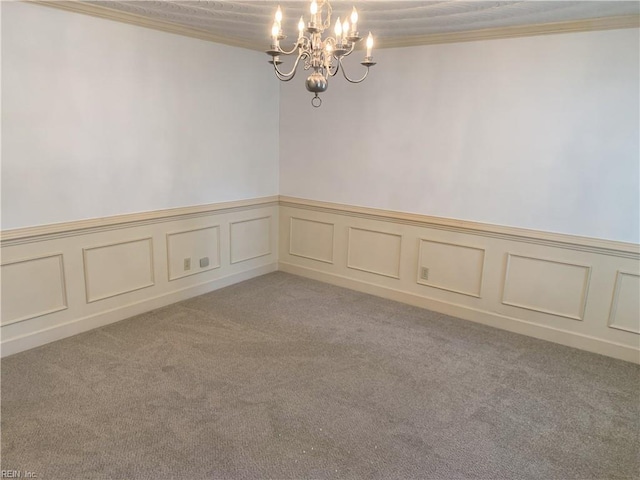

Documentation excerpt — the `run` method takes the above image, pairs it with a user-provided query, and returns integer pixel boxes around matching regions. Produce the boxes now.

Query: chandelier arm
[273,53,307,81]
[274,70,293,82]
[273,66,296,82]
[339,58,370,84]
[278,41,304,56]
[341,43,357,58]
[328,60,340,77]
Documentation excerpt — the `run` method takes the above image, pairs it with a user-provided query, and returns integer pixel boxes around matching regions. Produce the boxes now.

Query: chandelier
[266,1,376,107]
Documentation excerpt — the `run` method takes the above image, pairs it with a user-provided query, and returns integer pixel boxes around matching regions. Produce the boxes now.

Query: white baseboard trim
[1,263,277,358]
[279,261,640,364]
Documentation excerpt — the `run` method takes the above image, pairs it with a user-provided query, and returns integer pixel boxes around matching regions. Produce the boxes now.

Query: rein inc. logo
[1,471,37,478]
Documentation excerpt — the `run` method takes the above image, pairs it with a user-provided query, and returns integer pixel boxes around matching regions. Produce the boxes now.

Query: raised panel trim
[83,237,155,303]
[229,216,272,265]
[0,253,68,326]
[166,225,221,281]
[347,227,402,280]
[416,239,486,298]
[608,271,640,334]
[289,217,335,264]
[501,253,591,321]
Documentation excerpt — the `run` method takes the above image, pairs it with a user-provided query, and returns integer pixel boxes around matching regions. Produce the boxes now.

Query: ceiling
[47,1,640,49]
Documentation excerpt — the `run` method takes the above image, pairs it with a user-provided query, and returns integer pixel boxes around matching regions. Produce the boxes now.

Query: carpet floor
[2,272,639,479]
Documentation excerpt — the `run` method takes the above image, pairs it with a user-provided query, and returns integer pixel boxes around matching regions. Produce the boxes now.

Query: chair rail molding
[279,196,639,260]
[2,196,638,363]
[1,196,279,246]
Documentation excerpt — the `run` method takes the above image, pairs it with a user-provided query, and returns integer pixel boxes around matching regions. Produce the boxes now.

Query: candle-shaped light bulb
[298,16,305,37]
[366,32,373,57]
[350,7,358,30]
[275,6,283,24]
[334,17,342,41]
[326,43,333,54]
[310,0,318,25]
[343,20,350,39]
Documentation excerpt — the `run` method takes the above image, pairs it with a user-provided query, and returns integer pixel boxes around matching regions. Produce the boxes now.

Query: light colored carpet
[2,271,639,479]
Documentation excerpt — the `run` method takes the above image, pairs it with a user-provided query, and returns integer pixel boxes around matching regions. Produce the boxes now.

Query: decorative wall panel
[83,238,155,303]
[502,254,591,320]
[167,226,220,281]
[289,217,334,264]
[1,254,67,325]
[417,239,485,297]
[608,271,640,334]
[230,216,271,264]
[347,227,402,279]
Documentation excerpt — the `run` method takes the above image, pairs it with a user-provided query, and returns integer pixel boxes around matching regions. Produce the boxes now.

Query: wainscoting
[2,196,639,363]
[0,197,279,357]
[279,197,640,363]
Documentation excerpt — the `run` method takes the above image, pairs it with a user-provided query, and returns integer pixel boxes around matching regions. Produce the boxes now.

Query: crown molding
[379,15,640,49]
[27,1,640,51]
[28,0,259,51]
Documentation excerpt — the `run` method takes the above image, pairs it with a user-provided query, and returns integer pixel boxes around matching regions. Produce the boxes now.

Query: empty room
[1,1,639,478]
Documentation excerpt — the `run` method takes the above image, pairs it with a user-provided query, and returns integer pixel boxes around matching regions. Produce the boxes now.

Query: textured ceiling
[81,1,640,49]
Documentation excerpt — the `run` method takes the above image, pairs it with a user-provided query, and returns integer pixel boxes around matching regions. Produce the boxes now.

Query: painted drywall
[2,2,279,229]
[279,28,640,243]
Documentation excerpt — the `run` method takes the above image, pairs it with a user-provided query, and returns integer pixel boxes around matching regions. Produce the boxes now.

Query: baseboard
[279,262,640,364]
[1,263,277,358]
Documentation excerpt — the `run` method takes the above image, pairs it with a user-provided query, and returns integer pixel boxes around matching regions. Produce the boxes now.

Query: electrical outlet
[199,257,209,268]
[420,267,429,280]
[184,258,191,271]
